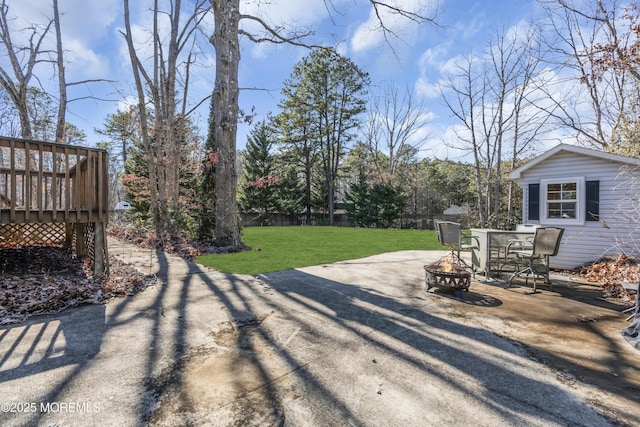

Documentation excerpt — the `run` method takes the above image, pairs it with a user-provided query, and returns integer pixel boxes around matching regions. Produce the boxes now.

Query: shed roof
[443,204,467,215]
[509,143,640,180]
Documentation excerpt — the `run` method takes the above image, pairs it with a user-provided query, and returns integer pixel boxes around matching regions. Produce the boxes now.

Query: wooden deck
[0,136,109,275]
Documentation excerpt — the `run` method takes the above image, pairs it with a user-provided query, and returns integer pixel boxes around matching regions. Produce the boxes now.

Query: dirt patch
[436,277,639,426]
[145,322,287,427]
[107,217,219,259]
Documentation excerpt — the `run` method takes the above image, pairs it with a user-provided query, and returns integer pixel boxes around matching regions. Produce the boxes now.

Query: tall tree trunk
[151,0,169,224]
[211,0,243,249]
[53,0,66,143]
[123,0,160,222]
[304,159,312,224]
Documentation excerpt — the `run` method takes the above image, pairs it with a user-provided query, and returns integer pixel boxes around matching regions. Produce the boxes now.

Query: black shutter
[528,183,540,221]
[586,180,600,221]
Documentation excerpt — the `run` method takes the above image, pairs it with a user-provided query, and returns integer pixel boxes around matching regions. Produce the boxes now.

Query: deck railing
[0,137,109,224]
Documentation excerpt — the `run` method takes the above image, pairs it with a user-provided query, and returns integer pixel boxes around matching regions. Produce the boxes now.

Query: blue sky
[4,0,545,160]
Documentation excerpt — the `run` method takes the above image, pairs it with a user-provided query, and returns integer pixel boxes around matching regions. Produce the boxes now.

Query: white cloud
[335,41,349,56]
[420,123,474,161]
[64,40,111,80]
[117,96,138,112]
[3,0,120,81]
[7,0,119,45]
[240,0,342,58]
[241,0,334,27]
[350,0,438,53]
[415,78,441,99]
[414,45,471,99]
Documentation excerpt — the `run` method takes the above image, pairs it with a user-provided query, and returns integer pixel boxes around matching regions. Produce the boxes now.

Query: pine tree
[197,96,217,239]
[276,49,369,226]
[240,122,279,225]
[274,161,305,223]
[346,173,408,228]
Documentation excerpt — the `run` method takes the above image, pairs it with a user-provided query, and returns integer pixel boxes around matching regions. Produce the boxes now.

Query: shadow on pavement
[2,246,637,426]
[255,268,617,426]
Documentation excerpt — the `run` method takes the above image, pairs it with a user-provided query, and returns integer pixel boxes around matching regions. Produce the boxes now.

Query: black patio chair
[506,227,565,293]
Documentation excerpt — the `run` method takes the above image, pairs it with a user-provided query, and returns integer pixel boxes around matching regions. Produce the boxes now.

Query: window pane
[548,192,561,200]
[561,202,576,218]
[546,181,579,220]
[548,203,562,218]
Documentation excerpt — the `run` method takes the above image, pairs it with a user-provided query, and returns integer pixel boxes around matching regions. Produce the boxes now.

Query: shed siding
[516,151,639,269]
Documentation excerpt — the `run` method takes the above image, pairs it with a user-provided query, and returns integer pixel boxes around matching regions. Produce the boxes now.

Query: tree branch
[239,14,324,48]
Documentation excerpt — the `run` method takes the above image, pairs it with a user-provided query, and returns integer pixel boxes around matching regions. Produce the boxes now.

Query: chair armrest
[506,239,532,255]
[461,232,479,248]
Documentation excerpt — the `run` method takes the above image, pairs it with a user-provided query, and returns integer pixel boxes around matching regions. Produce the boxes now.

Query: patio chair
[434,220,478,272]
[501,224,541,271]
[516,224,541,233]
[506,227,564,293]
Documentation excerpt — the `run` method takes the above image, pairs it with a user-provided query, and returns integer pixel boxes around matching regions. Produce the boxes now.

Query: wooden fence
[0,136,109,276]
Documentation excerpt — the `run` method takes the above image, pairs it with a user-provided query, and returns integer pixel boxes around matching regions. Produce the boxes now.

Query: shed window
[538,177,588,225]
[527,179,600,224]
[547,182,577,219]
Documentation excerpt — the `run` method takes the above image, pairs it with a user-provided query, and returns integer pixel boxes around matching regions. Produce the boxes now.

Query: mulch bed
[574,253,640,301]
[0,246,149,325]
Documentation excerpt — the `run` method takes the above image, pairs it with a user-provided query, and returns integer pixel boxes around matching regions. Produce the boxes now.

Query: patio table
[471,228,536,278]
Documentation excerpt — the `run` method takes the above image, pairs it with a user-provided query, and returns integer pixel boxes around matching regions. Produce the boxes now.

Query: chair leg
[543,255,552,287]
[509,264,531,287]
[509,258,538,293]
[450,248,474,273]
[530,259,538,293]
[509,256,523,286]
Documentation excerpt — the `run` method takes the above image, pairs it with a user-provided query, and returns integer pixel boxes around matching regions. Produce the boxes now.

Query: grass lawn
[196,226,442,275]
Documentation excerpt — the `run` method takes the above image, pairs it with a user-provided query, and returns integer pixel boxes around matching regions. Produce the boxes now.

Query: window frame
[539,177,585,225]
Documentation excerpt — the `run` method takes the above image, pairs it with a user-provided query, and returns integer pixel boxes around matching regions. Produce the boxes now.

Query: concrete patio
[0,240,638,426]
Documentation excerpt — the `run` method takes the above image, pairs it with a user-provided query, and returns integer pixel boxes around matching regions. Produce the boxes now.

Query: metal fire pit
[424,257,471,299]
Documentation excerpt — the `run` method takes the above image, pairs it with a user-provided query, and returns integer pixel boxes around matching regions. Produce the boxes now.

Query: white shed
[510,143,640,270]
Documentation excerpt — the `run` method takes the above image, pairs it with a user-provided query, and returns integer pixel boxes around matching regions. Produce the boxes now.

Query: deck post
[64,223,74,248]
[76,223,87,257]
[93,221,107,277]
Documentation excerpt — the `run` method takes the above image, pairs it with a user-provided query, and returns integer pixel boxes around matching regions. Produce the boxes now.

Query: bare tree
[0,0,53,139]
[440,54,487,224]
[1,0,117,143]
[440,26,546,225]
[0,89,24,137]
[506,33,554,213]
[535,0,632,150]
[207,0,440,248]
[363,85,430,183]
[122,0,208,227]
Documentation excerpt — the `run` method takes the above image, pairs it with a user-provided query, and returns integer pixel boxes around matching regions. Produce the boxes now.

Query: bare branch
[66,79,118,86]
[361,0,443,58]
[67,95,121,103]
[239,14,323,48]
[369,0,440,25]
[0,0,54,138]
